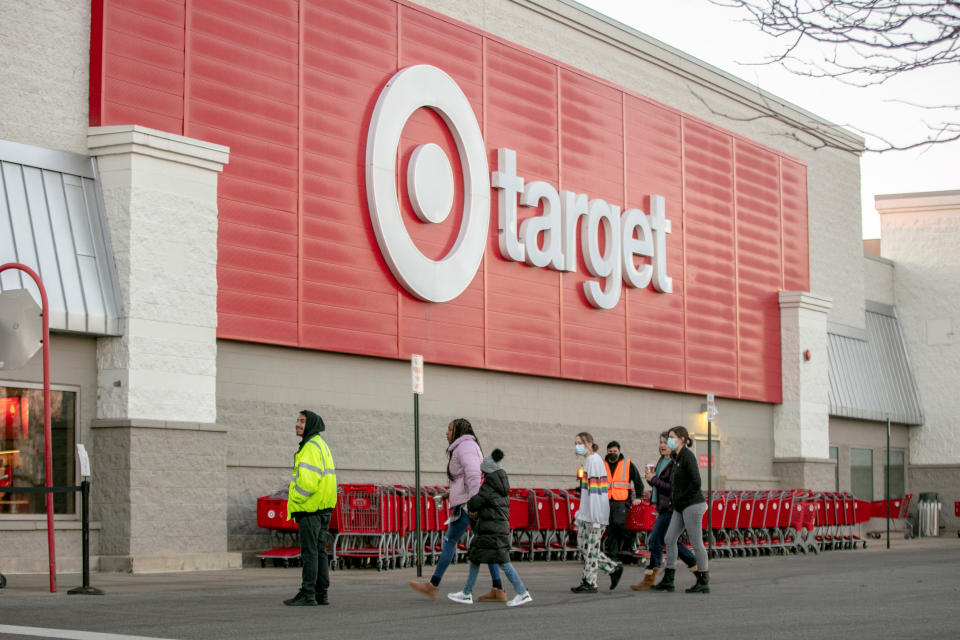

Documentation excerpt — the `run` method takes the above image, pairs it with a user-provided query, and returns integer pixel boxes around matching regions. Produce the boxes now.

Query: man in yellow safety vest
[284,410,338,606]
[604,441,643,562]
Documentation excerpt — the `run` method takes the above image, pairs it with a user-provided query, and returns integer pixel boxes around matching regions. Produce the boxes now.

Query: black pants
[299,509,332,597]
[604,500,630,558]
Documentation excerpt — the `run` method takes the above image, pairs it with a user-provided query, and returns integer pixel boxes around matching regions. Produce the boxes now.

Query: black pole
[414,393,422,577]
[708,419,714,558]
[886,414,891,549]
[68,480,103,595]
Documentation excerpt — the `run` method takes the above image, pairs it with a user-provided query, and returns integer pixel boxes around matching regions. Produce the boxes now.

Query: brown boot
[409,581,439,599]
[476,588,507,602]
[630,568,659,591]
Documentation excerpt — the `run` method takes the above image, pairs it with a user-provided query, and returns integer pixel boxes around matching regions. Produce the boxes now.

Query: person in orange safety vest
[604,441,643,562]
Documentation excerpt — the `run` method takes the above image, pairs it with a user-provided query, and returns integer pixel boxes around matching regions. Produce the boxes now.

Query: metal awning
[828,302,923,425]
[0,139,120,335]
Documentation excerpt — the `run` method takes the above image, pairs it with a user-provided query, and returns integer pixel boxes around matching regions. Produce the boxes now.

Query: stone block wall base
[98,552,242,573]
[907,464,960,534]
[774,457,836,491]
[0,557,94,574]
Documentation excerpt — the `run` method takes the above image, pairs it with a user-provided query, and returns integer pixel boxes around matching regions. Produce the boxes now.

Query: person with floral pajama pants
[571,431,624,593]
[577,522,620,588]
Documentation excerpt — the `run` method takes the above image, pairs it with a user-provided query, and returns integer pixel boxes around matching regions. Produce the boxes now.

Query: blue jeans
[464,561,525,596]
[430,506,501,588]
[647,510,697,569]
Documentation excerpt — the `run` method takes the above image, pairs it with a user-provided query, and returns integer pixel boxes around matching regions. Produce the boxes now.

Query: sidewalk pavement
[0,535,958,640]
[1,532,955,597]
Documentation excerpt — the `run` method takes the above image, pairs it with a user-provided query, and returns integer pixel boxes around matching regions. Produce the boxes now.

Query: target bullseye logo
[365,65,490,303]
[366,65,674,309]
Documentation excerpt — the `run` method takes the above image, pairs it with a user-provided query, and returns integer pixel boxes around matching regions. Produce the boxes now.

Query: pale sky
[576,0,960,239]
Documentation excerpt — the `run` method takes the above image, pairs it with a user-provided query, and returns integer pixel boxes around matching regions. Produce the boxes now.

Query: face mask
[575,444,587,456]
[606,454,619,464]
[667,437,678,451]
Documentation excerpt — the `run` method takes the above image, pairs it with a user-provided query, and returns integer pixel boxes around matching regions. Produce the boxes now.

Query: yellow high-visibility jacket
[287,434,337,519]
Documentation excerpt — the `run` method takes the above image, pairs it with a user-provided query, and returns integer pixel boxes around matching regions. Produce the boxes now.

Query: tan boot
[408,581,439,599]
[630,568,659,591]
[476,588,507,602]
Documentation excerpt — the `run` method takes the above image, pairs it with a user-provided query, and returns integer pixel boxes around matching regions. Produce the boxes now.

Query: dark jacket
[646,458,676,513]
[669,446,705,512]
[466,468,510,565]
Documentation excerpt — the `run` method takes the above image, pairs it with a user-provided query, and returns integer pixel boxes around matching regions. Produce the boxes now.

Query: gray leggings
[664,501,708,572]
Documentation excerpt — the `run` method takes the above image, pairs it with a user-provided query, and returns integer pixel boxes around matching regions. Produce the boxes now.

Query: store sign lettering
[366,65,672,309]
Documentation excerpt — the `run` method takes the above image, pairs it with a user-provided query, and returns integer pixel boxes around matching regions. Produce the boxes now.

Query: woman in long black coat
[446,449,533,606]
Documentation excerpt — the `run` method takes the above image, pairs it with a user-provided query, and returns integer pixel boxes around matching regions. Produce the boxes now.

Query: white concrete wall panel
[878,194,960,465]
[775,292,832,459]
[0,0,90,154]
[90,127,226,424]
[864,255,896,305]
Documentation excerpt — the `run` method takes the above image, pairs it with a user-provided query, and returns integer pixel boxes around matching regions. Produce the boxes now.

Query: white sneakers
[447,590,533,606]
[447,591,473,604]
[506,591,533,607]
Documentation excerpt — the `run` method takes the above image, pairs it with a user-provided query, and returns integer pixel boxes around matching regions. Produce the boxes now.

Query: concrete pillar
[87,125,239,571]
[773,291,835,490]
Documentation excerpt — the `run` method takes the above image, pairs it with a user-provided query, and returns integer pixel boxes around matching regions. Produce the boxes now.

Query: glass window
[829,446,839,491]
[1,385,76,515]
[884,450,905,498]
[850,447,873,500]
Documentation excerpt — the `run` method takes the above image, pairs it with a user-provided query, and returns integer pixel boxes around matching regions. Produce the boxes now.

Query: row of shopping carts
[256,485,913,569]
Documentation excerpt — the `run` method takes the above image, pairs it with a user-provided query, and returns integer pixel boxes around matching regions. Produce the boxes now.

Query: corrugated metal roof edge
[827,303,924,426]
[1,138,122,337]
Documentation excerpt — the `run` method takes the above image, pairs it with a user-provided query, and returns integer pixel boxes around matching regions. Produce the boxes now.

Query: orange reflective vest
[605,458,631,501]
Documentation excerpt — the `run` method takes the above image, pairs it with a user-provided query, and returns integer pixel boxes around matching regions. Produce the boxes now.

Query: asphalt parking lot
[1,536,958,640]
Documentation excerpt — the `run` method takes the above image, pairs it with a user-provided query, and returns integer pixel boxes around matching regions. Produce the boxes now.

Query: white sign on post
[76,443,90,478]
[706,392,718,421]
[411,354,424,395]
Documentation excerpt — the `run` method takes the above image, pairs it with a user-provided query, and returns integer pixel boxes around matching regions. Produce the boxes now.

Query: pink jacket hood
[447,434,483,508]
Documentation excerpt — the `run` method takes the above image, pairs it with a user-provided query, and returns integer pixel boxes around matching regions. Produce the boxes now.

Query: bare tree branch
[708,0,960,151]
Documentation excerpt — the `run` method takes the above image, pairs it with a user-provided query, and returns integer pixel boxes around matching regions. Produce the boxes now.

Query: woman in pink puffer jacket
[409,418,505,601]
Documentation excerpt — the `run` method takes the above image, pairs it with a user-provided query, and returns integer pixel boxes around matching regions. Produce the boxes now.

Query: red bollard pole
[1,263,56,592]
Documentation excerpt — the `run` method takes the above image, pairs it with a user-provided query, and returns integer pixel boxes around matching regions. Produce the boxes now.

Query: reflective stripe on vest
[606,458,631,501]
[298,461,332,477]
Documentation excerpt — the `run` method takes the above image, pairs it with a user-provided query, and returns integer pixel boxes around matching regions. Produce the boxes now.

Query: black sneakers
[609,565,624,590]
[283,591,318,606]
[570,580,599,594]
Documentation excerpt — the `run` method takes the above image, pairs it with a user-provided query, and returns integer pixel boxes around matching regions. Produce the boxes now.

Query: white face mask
[575,444,587,456]
[667,437,679,451]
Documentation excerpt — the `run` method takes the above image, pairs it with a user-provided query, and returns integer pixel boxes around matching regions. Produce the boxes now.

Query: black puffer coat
[466,468,510,565]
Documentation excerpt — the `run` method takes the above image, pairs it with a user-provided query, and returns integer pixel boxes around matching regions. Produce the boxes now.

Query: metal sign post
[68,444,102,595]
[706,392,718,558]
[886,414,891,549]
[411,355,424,576]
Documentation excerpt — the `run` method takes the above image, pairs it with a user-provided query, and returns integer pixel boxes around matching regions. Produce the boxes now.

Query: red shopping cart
[255,490,340,567]
[255,491,301,567]
[865,493,914,539]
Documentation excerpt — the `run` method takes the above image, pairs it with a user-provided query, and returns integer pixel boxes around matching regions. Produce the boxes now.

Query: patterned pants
[577,524,618,586]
